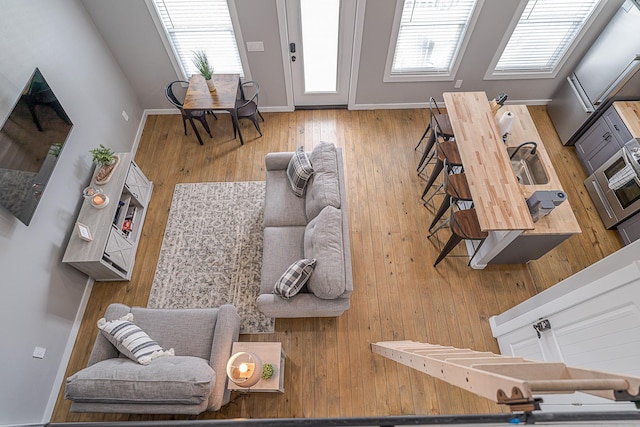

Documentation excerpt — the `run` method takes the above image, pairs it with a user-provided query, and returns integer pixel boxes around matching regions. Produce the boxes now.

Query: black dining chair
[234,80,264,139]
[165,80,217,145]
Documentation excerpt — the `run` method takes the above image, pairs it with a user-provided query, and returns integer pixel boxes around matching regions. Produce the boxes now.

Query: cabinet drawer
[603,108,633,148]
[575,119,610,159]
[617,211,640,245]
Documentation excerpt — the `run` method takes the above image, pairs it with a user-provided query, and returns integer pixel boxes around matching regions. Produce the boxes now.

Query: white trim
[42,277,94,424]
[143,0,183,81]
[383,0,485,83]
[227,0,252,81]
[349,98,552,110]
[348,0,366,109]
[484,0,607,80]
[130,110,151,155]
[276,0,295,110]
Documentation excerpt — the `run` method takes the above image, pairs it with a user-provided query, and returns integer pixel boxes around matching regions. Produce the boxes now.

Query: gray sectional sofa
[257,142,353,317]
[65,303,240,414]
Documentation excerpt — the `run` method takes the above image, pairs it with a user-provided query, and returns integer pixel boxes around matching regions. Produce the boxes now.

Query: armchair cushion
[65,356,213,405]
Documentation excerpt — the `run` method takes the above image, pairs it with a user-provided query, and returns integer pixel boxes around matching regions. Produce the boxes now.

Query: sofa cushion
[264,169,307,227]
[97,314,174,365]
[304,206,346,299]
[261,226,306,295]
[274,258,316,299]
[306,142,341,221]
[286,146,314,197]
[65,356,213,405]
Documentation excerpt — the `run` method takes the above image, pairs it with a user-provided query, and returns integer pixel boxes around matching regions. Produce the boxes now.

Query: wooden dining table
[183,73,246,145]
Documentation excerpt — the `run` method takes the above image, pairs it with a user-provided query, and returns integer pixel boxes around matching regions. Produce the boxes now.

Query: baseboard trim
[349,99,552,110]
[43,277,94,424]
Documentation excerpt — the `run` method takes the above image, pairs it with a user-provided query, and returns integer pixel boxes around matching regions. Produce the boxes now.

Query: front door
[283,0,356,107]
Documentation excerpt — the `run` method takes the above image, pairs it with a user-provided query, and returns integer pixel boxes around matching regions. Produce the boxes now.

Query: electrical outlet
[454,80,463,89]
[122,110,129,121]
[33,347,46,359]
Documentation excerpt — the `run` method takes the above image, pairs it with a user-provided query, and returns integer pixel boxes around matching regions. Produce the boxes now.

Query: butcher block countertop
[505,105,581,236]
[443,92,580,237]
[443,92,534,231]
[613,101,640,137]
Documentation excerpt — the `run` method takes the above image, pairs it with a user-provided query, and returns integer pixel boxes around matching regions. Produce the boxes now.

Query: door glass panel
[300,0,339,92]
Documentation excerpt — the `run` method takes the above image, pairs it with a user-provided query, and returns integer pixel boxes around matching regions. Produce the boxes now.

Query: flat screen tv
[0,68,73,225]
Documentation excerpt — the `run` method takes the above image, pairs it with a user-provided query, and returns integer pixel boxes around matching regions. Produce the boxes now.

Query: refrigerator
[548,0,640,145]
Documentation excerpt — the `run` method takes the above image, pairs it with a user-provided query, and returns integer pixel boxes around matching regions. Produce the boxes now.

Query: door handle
[289,42,296,53]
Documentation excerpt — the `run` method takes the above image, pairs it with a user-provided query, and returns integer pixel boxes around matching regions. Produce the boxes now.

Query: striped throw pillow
[97,313,174,365]
[286,146,314,197]
[274,258,316,299]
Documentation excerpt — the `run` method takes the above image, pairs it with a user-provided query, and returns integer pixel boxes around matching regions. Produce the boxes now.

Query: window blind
[391,0,477,74]
[495,0,601,73]
[152,0,244,77]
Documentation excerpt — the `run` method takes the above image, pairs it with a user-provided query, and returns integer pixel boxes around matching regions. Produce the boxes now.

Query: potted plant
[90,144,119,184]
[262,363,274,380]
[192,50,216,92]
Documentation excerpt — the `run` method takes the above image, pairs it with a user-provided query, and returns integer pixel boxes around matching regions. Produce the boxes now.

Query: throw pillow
[97,313,175,365]
[286,146,314,197]
[274,258,317,299]
[304,205,346,299]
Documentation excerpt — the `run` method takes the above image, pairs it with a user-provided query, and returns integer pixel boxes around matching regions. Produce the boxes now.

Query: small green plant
[262,363,274,380]
[192,50,213,80]
[90,144,115,166]
[49,143,62,158]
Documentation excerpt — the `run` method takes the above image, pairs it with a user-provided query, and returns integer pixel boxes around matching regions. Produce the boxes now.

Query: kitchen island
[442,92,581,268]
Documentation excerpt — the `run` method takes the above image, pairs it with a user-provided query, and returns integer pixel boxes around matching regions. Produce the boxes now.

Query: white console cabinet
[63,152,153,281]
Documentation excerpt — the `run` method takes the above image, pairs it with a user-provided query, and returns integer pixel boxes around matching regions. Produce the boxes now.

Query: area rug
[147,181,273,334]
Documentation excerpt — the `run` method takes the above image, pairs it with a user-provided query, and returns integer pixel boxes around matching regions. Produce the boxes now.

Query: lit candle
[92,195,104,205]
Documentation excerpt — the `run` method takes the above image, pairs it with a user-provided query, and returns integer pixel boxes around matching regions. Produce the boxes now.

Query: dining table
[183,73,246,145]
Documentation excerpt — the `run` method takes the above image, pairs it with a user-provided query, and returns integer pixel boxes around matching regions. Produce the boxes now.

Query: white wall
[0,1,143,425]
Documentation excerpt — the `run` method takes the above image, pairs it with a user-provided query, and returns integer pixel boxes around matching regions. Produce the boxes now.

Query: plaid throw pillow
[97,313,174,365]
[286,146,314,197]
[274,258,317,299]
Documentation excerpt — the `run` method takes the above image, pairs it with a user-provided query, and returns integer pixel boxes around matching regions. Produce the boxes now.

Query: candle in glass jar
[92,195,104,205]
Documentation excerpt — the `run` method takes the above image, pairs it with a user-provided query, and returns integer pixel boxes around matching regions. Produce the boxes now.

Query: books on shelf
[122,205,136,236]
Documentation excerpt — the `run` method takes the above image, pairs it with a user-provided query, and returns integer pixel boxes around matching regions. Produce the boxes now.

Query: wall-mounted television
[0,68,73,225]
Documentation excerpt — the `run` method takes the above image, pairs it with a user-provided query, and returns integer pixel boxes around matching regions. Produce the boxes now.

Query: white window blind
[391,0,477,74]
[495,0,601,73]
[151,0,244,77]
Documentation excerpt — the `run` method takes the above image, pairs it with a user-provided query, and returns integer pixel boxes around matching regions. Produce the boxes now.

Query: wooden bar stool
[420,140,462,202]
[416,97,455,174]
[428,168,472,231]
[430,206,488,267]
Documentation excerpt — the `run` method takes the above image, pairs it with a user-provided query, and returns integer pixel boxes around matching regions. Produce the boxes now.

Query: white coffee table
[227,342,285,393]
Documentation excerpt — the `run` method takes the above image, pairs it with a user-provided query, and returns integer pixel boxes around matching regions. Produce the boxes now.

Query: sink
[507,147,549,185]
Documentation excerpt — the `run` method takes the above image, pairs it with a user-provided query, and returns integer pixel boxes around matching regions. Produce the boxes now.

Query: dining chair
[234,80,264,139]
[421,138,462,203]
[165,80,216,145]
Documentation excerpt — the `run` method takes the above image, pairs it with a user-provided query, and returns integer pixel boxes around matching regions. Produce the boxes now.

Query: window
[385,0,480,81]
[491,0,602,76]
[149,0,245,78]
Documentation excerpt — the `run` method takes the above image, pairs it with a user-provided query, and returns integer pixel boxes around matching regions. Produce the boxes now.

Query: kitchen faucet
[509,141,537,159]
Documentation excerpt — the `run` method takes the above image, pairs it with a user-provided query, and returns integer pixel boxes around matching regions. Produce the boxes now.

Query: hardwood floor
[51,107,623,422]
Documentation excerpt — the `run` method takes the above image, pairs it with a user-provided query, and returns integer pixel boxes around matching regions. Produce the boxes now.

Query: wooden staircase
[371,340,640,412]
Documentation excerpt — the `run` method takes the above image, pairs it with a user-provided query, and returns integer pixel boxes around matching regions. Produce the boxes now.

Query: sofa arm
[265,152,294,171]
[257,293,350,318]
[207,304,241,411]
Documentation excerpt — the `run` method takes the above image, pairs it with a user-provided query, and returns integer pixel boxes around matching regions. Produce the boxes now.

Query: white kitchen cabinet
[490,256,640,411]
[63,152,153,281]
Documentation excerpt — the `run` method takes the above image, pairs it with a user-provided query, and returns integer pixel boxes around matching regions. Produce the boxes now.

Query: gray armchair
[65,303,241,414]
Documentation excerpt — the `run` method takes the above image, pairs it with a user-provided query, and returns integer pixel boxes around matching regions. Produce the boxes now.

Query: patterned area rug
[147,181,273,334]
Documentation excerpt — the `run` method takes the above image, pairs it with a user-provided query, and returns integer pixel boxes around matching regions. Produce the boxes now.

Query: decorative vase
[95,154,120,185]
[206,78,217,93]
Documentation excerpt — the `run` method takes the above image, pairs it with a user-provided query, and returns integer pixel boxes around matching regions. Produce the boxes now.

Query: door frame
[276,0,365,110]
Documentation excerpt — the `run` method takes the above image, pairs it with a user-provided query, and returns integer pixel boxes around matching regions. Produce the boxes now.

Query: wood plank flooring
[51,107,623,422]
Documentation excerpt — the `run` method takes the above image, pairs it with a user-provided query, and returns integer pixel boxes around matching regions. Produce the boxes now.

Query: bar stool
[430,206,488,267]
[416,97,455,174]
[428,167,472,231]
[420,140,462,202]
